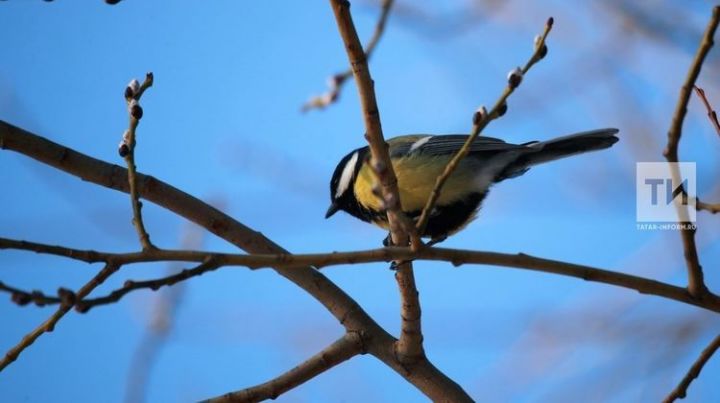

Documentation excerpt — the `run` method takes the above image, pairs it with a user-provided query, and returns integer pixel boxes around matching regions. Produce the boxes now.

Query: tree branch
[302,0,394,112]
[415,17,553,237]
[329,0,426,366]
[0,263,120,372]
[0,120,471,400]
[663,332,720,403]
[74,258,219,313]
[0,281,61,307]
[693,85,720,138]
[5,238,720,317]
[204,332,364,402]
[663,5,720,298]
[121,73,156,251]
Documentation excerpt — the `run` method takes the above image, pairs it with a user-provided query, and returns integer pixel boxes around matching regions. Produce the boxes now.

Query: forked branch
[663,6,719,298]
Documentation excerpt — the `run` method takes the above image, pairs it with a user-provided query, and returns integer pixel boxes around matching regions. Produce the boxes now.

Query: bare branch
[120,72,157,251]
[76,258,218,313]
[329,0,426,367]
[696,198,720,214]
[205,332,364,402]
[0,263,120,372]
[302,0,394,112]
[0,281,61,307]
[0,120,468,400]
[415,17,553,237]
[4,236,720,314]
[690,85,720,215]
[693,85,720,137]
[0,237,110,263]
[663,332,720,403]
[663,5,720,298]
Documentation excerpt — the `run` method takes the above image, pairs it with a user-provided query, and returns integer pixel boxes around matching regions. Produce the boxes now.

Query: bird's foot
[425,234,447,248]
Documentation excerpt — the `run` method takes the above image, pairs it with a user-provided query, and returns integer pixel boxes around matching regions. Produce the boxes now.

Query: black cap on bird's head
[326,147,367,219]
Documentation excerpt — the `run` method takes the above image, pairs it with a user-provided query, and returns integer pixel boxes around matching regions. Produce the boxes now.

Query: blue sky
[1,1,720,402]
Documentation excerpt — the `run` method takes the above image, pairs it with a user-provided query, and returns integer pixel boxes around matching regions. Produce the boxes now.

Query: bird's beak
[325,202,340,219]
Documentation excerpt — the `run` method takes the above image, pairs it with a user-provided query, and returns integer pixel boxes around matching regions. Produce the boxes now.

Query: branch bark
[663,5,720,298]
[0,120,472,401]
[329,0,426,367]
[204,332,364,403]
[5,237,720,316]
[663,332,720,403]
[0,263,119,371]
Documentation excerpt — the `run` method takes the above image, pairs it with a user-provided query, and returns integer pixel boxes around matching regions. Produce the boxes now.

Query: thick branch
[329,0,425,365]
[0,263,119,372]
[0,120,472,400]
[663,332,720,403]
[663,6,720,298]
[205,332,364,402]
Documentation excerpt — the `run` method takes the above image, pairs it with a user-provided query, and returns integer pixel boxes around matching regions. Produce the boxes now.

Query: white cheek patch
[409,136,432,153]
[336,151,359,198]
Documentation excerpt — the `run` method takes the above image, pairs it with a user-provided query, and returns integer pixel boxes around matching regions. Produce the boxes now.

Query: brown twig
[302,0,394,112]
[696,198,720,214]
[415,17,554,237]
[5,238,720,317]
[663,332,720,403]
[76,259,218,313]
[329,0,426,366]
[0,281,61,307]
[121,72,156,251]
[0,263,119,372]
[690,86,720,215]
[204,332,364,403]
[663,6,720,298]
[693,85,720,137]
[0,120,469,400]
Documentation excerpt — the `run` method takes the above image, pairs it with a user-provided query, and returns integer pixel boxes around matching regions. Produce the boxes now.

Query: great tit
[326,128,619,240]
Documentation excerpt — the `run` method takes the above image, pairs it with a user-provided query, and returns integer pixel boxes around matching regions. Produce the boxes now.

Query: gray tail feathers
[500,128,619,179]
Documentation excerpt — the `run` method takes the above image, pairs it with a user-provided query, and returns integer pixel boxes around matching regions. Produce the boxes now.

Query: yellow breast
[353,153,477,218]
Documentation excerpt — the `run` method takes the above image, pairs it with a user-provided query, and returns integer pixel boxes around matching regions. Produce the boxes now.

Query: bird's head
[326,147,367,219]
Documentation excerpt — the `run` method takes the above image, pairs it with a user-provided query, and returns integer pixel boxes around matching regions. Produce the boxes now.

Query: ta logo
[636,162,696,223]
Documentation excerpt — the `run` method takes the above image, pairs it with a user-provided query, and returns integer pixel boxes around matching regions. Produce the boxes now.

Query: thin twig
[663,6,720,298]
[693,85,720,137]
[0,281,61,307]
[302,0,394,112]
[75,259,218,313]
[329,0,426,366]
[0,263,119,372]
[5,239,720,315]
[690,86,720,215]
[415,17,554,238]
[696,198,720,214]
[204,332,364,403]
[122,72,156,251]
[663,332,720,403]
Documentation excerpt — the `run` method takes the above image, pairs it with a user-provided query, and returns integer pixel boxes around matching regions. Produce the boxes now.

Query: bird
[325,128,619,243]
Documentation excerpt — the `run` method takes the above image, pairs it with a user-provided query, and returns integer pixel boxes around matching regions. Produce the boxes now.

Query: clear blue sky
[1,1,719,402]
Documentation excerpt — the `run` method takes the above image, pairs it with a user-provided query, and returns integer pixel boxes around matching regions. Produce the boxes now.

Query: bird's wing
[390,134,526,158]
